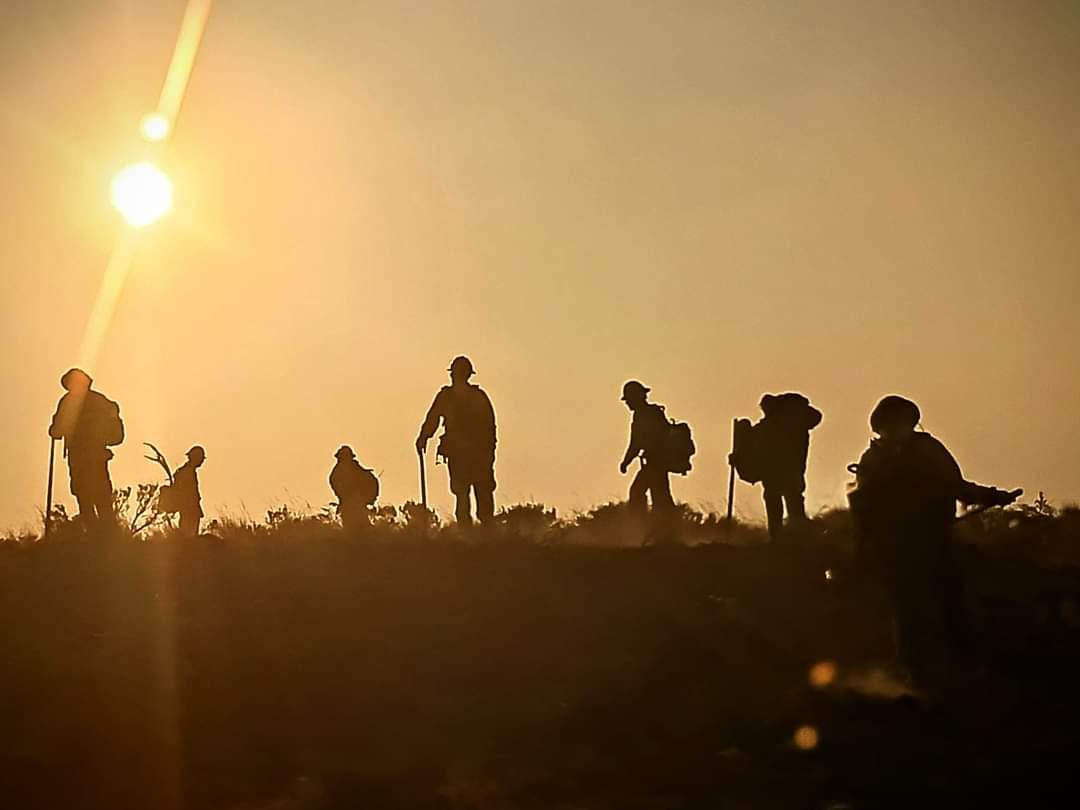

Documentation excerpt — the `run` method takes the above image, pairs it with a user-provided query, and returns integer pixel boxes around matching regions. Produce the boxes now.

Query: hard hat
[870,396,920,433]
[621,380,650,401]
[61,368,92,390]
[335,445,355,459]
[448,356,475,376]
[187,445,206,461]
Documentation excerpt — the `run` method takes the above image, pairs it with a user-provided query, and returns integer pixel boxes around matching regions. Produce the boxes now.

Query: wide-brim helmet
[621,380,650,401]
[448,356,475,377]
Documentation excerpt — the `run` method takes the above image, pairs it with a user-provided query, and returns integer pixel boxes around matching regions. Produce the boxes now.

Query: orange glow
[809,660,838,688]
[794,725,819,751]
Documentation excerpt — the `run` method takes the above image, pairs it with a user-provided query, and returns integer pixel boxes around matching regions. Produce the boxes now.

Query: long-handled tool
[44,438,57,537]
[726,418,737,525]
[418,447,428,511]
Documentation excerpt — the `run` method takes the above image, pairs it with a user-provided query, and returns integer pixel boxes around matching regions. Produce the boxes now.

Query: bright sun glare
[140,113,171,142]
[111,162,173,228]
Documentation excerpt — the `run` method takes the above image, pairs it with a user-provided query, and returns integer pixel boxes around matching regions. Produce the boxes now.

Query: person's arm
[48,397,68,439]
[620,415,643,473]
[415,391,445,453]
[923,436,1013,507]
[481,389,497,450]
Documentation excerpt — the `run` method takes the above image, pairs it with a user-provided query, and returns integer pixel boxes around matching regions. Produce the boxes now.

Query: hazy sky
[3,1,1078,530]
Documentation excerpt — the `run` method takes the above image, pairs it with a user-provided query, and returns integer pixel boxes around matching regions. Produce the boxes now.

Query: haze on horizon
[2,0,1078,531]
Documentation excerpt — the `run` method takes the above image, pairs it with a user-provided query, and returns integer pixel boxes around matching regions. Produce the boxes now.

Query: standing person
[756,393,822,541]
[415,356,497,526]
[329,446,379,533]
[48,368,124,527]
[849,395,1019,685]
[618,380,676,539]
[172,446,206,536]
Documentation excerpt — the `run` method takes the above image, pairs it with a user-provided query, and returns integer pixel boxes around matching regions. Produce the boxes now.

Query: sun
[111,162,173,228]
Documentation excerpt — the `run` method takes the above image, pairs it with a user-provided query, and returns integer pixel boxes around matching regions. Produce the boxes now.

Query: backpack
[93,395,125,447]
[665,420,696,475]
[156,484,180,514]
[731,418,767,484]
[356,466,380,506]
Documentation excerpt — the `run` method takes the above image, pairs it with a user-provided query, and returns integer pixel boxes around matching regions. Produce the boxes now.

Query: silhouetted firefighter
[848,395,1020,685]
[329,446,379,532]
[48,369,124,526]
[730,393,822,541]
[416,356,497,526]
[171,446,206,536]
[619,380,695,542]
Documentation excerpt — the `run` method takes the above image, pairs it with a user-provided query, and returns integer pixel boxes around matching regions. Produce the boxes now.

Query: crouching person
[330,446,379,533]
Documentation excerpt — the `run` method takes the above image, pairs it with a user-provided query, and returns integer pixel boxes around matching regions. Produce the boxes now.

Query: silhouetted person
[48,369,124,526]
[329,446,379,532]
[416,356,497,526]
[619,380,676,539]
[849,395,1019,684]
[756,393,822,540]
[172,446,206,536]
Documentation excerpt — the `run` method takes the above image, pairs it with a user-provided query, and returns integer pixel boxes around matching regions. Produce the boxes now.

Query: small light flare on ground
[794,725,820,751]
[111,162,173,228]
[809,660,838,688]
[141,113,171,142]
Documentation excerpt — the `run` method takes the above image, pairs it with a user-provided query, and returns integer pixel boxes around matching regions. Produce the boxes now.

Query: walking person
[618,380,695,542]
[756,393,822,540]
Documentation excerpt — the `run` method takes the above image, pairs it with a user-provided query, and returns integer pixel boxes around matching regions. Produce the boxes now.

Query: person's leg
[936,537,972,657]
[448,458,474,526]
[762,481,784,540]
[454,491,473,526]
[179,511,199,537]
[69,457,92,524]
[475,458,496,525]
[475,485,495,525]
[628,466,649,521]
[786,472,808,523]
[649,467,677,543]
[91,461,115,526]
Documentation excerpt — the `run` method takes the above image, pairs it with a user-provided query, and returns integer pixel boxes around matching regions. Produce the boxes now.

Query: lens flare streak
[79,0,214,371]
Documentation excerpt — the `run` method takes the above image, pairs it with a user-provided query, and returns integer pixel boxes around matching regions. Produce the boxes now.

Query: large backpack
[665,419,696,475]
[731,418,767,484]
[90,394,125,447]
[156,484,180,514]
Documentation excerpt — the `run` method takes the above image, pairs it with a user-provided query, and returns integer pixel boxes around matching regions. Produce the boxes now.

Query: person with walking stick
[48,369,124,528]
[415,356,497,526]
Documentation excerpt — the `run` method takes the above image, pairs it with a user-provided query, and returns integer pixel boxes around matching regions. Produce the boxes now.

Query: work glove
[993,488,1022,507]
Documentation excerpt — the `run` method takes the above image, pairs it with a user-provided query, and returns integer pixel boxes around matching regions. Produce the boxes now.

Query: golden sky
[2,1,1078,530]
